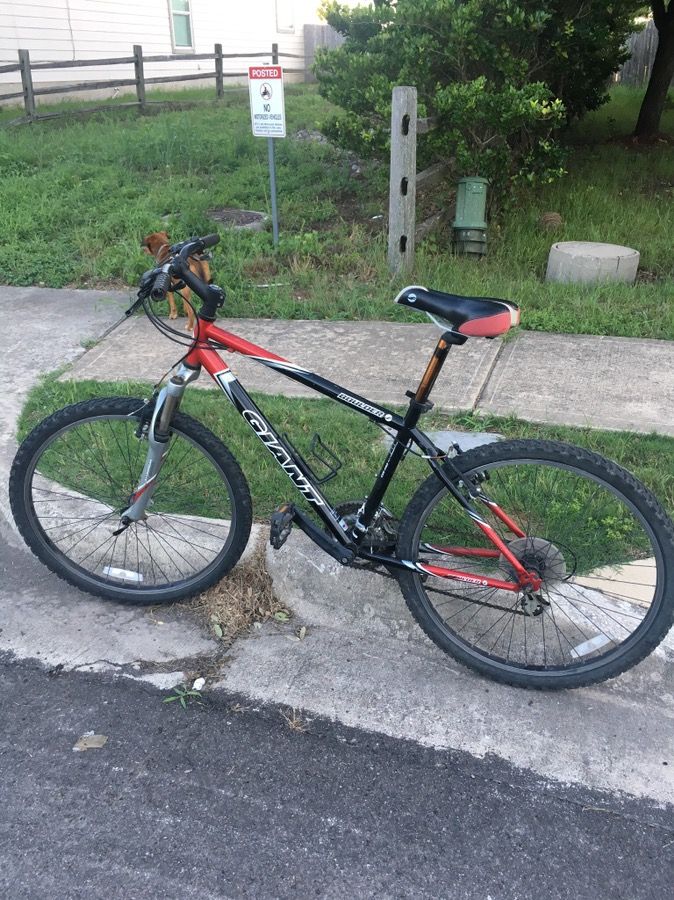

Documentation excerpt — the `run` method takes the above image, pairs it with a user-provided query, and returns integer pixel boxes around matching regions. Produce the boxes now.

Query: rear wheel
[9,397,252,605]
[397,439,674,689]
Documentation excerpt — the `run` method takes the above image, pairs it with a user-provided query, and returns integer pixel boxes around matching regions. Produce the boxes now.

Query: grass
[18,376,674,524]
[1,85,673,338]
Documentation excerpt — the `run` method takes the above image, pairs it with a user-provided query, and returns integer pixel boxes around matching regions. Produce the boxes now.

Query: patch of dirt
[294,129,329,144]
[207,207,267,226]
[242,256,280,279]
[636,269,662,284]
[192,536,286,645]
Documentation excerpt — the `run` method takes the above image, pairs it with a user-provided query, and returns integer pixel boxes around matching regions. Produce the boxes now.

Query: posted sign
[248,66,286,138]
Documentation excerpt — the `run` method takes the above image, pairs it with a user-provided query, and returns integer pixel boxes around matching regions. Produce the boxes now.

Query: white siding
[0,0,344,97]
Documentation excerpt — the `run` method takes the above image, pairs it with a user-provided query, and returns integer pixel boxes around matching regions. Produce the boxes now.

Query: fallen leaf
[73,732,108,752]
[212,622,223,638]
[192,677,205,691]
[298,626,307,640]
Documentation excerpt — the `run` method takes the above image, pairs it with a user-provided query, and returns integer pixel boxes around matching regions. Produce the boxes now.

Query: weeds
[193,537,284,644]
[18,377,674,522]
[280,707,308,733]
[163,683,203,709]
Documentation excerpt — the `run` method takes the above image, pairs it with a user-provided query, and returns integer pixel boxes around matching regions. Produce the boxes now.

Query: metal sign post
[248,62,286,248]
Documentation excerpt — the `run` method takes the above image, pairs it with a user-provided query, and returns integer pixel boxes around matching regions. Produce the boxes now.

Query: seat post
[414,331,466,404]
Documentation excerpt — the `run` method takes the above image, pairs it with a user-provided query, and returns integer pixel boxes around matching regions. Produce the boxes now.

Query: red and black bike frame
[180,316,542,595]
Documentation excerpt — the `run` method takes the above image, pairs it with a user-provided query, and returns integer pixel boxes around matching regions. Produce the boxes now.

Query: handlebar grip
[201,233,220,249]
[150,271,172,301]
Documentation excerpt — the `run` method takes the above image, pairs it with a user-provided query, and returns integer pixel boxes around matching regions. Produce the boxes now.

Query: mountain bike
[10,234,674,689]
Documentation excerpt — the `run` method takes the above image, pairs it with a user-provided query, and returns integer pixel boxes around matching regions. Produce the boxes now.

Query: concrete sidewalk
[66,314,674,436]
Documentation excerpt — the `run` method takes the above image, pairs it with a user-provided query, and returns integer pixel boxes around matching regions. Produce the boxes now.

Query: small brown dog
[141,231,211,331]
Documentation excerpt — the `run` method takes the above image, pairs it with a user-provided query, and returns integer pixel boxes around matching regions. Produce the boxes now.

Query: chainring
[334,501,399,552]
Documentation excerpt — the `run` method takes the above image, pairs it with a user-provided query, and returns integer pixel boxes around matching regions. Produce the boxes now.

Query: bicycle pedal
[270,503,295,550]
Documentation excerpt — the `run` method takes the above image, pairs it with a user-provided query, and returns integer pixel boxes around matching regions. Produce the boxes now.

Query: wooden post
[214,43,224,98]
[133,44,146,110]
[387,86,417,274]
[272,42,279,65]
[18,50,36,121]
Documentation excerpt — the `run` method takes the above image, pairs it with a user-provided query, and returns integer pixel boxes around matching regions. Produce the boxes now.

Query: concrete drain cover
[206,208,269,231]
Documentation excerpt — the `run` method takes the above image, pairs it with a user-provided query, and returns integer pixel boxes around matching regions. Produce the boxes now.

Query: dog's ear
[158,231,170,243]
[140,235,153,255]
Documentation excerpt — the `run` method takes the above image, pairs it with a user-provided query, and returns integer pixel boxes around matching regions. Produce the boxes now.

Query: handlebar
[131,233,224,320]
[170,233,220,260]
[150,270,172,301]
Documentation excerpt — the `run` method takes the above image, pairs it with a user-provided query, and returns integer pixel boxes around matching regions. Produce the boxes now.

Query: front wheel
[397,439,674,689]
[9,397,252,605]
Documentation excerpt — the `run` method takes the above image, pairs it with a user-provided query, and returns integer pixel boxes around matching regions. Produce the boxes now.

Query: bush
[315,0,638,192]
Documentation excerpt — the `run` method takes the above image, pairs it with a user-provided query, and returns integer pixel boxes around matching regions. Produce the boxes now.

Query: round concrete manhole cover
[206,208,269,231]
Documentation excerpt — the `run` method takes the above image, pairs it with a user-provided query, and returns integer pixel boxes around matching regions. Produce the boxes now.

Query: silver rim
[25,413,237,594]
[411,456,664,674]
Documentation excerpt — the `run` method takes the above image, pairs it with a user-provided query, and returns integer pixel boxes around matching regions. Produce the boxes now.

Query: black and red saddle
[395,285,519,338]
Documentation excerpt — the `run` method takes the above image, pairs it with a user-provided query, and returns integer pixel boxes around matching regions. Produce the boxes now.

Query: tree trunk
[634,21,674,137]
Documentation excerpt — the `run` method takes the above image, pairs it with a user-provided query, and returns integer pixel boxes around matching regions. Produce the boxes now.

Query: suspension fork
[117,363,201,526]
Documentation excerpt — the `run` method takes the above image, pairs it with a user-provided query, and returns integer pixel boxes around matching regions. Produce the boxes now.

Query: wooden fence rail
[387,86,450,274]
[0,43,305,123]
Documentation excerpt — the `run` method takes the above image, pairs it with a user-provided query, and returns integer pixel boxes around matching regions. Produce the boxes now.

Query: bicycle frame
[134,317,540,596]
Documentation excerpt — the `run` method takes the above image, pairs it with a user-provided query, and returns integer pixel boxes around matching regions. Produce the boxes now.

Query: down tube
[209,367,351,544]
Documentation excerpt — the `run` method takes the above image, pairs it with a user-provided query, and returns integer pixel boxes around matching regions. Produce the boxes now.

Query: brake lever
[169,236,198,255]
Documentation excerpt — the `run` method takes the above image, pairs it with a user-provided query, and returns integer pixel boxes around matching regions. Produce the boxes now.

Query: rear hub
[500,536,567,617]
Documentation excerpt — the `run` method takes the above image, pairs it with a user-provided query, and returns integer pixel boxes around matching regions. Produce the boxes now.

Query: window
[276,0,294,34]
[170,0,194,50]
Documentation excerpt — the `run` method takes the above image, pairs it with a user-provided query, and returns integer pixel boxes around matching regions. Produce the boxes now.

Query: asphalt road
[1,658,672,900]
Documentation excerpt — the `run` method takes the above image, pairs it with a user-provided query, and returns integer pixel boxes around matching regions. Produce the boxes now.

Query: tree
[634,2,674,137]
[315,1,639,193]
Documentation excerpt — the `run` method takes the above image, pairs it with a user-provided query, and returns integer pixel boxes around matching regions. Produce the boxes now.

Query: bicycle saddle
[395,285,520,338]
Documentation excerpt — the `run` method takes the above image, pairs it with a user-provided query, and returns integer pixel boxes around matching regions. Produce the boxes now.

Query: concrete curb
[213,529,674,806]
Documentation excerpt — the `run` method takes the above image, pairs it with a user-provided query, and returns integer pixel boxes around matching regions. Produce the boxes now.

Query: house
[0,1,347,103]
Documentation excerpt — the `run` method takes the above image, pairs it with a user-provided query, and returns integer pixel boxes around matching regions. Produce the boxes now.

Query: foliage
[315,0,640,190]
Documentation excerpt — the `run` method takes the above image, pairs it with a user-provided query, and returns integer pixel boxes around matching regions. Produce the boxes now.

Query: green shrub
[315,0,639,192]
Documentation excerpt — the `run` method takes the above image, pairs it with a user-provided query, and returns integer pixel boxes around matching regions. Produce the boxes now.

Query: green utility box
[453,176,488,257]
